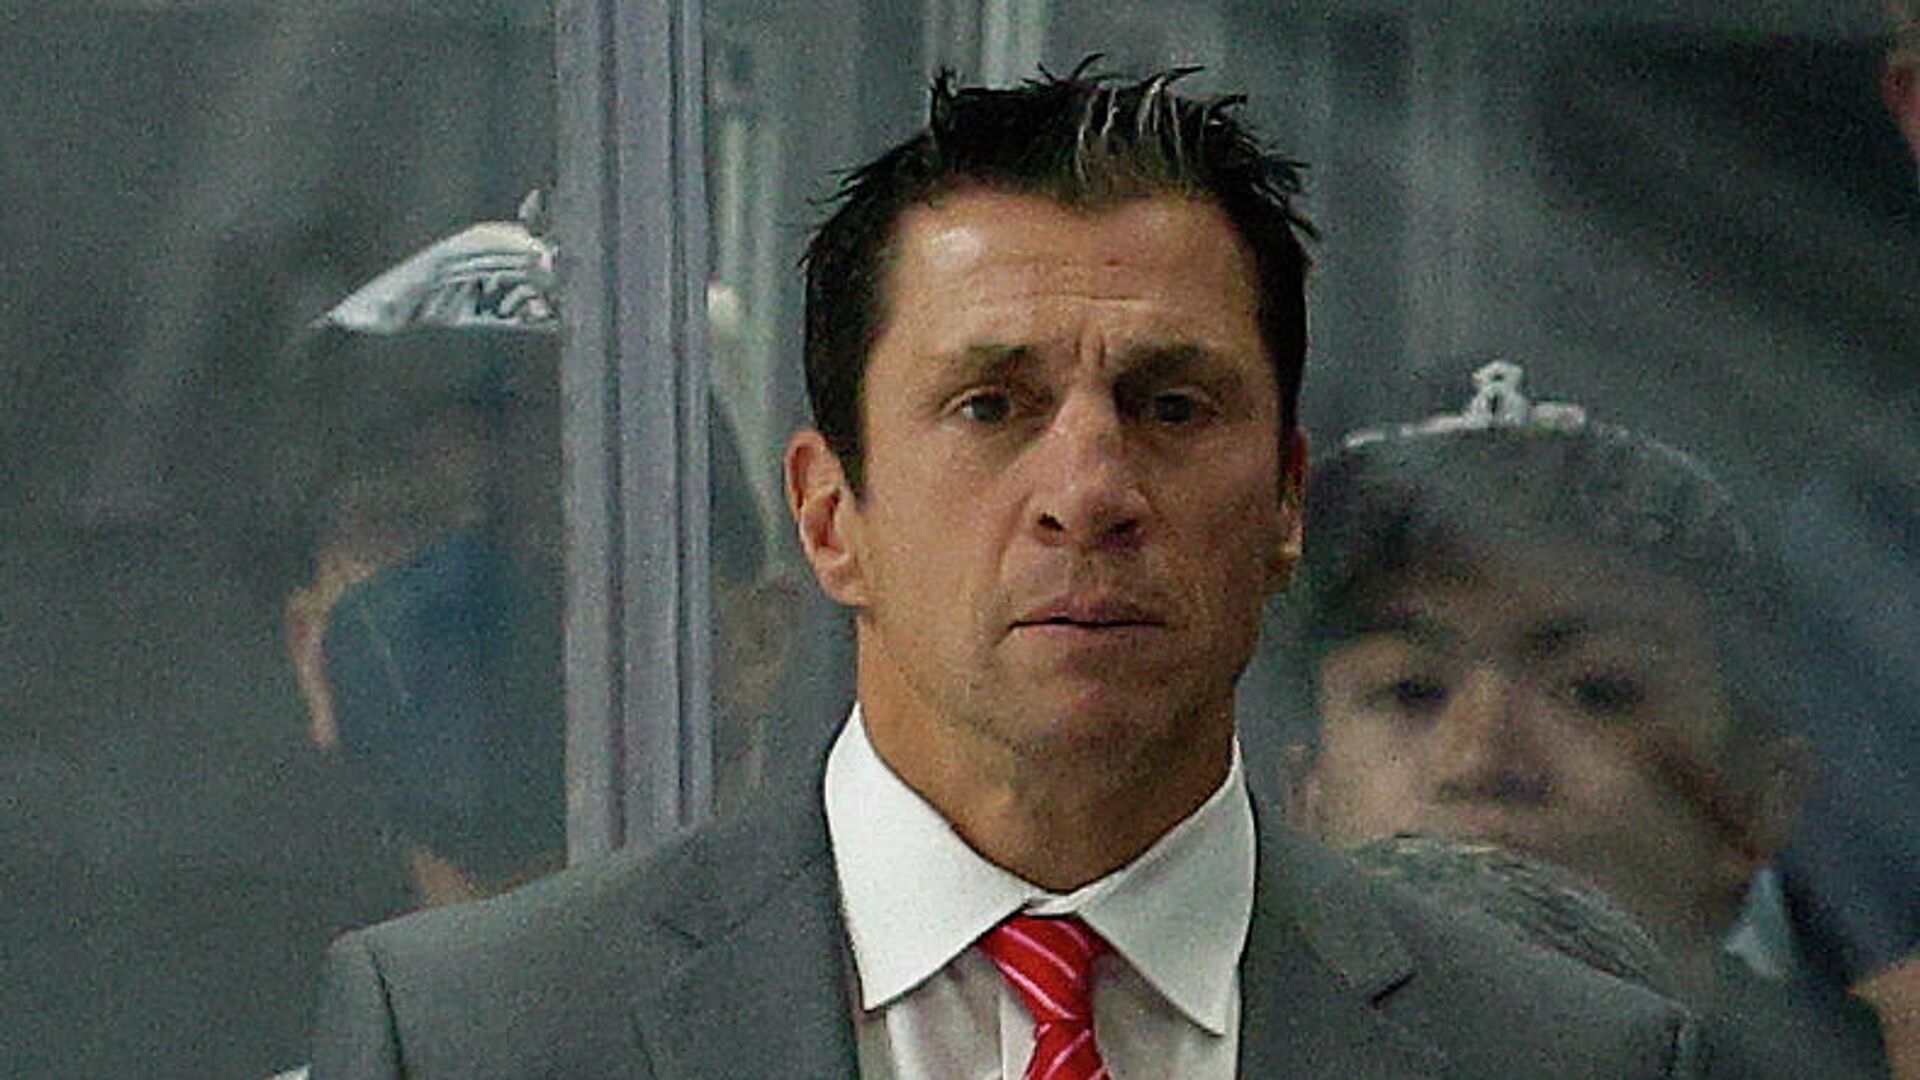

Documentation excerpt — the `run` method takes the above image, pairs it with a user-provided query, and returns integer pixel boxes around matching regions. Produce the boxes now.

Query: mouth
[1010,597,1165,634]
[1426,803,1567,853]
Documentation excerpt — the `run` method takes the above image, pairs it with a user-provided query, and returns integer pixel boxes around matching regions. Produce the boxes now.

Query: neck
[857,667,1234,893]
[856,611,1244,887]
[871,715,1232,893]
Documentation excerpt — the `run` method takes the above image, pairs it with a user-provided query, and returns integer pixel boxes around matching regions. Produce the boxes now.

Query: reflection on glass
[286,210,566,908]
[10,0,1913,1075]
[2,4,555,1075]
[692,5,1915,1078]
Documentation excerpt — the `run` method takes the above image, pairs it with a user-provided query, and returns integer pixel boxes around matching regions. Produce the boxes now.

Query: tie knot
[979,915,1109,1025]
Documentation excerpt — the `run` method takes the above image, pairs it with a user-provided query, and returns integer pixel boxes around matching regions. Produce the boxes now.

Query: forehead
[1345,543,1718,653]
[1317,544,1742,769]
[875,188,1263,358]
[890,187,1250,269]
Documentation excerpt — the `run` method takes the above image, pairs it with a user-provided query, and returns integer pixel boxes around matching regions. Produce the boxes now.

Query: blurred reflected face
[836,190,1300,770]
[1296,549,1751,931]
[1886,55,1920,169]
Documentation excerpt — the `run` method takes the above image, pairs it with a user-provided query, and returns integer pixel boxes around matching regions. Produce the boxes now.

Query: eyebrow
[1348,608,1457,645]
[927,343,1037,385]
[1350,608,1676,655]
[1113,340,1250,390]
[929,342,1244,384]
[1520,617,1596,657]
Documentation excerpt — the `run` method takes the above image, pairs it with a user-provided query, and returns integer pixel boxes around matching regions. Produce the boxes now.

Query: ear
[285,546,388,752]
[1267,427,1310,592]
[1887,60,1920,161]
[284,586,340,750]
[785,429,869,608]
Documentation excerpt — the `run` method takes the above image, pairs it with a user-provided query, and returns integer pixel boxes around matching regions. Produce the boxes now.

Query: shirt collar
[824,705,1254,1035]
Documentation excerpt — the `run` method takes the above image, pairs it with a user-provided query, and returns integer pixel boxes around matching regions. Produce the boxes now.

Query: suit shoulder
[344,788,828,989]
[314,799,831,1078]
[1292,843,1697,1078]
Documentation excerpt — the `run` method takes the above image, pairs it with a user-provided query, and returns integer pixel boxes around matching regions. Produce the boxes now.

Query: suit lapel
[1238,798,1448,1079]
[624,761,1449,1077]
[631,782,860,1078]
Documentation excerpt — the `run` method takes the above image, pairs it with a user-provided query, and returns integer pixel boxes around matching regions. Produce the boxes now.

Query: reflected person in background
[283,214,570,906]
[311,67,1701,1078]
[1852,5,1920,1074]
[284,215,791,909]
[1281,362,1889,1077]
[1887,0,1920,179]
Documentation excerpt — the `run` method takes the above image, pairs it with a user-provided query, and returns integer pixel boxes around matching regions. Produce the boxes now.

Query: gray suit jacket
[310,774,1699,1078]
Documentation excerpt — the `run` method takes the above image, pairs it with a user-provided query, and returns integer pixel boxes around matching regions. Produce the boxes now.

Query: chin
[1001,689,1212,758]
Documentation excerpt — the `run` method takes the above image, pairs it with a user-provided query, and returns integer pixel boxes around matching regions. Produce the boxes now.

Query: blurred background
[0,1,1911,1075]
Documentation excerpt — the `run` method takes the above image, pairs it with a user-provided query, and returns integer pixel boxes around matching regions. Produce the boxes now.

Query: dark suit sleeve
[310,932,405,1080]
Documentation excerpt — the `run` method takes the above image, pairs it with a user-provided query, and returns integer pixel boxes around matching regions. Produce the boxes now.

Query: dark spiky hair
[801,61,1313,491]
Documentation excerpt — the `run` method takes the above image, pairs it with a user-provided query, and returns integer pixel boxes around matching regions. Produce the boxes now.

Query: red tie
[979,915,1111,1080]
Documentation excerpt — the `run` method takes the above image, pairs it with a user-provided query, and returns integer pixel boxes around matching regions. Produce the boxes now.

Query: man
[284,213,789,907]
[1281,362,1886,1076]
[311,70,1697,1078]
[283,213,571,907]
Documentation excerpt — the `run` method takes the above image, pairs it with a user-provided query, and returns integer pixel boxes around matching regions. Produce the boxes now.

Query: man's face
[1295,547,1754,933]
[799,189,1300,775]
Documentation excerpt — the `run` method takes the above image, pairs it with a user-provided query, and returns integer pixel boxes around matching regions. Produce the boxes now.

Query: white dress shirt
[824,707,1254,1080]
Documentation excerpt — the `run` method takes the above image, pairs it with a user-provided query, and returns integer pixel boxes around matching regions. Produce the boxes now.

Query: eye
[1365,675,1448,719]
[1390,677,1449,713]
[954,390,1014,424]
[1115,381,1218,428]
[1568,672,1644,716]
[1148,391,1204,425]
[1131,387,1219,427]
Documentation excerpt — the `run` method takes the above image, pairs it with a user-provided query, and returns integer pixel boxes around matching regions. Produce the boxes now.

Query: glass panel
[1,3,559,1074]
[702,1,906,814]
[694,0,1916,1065]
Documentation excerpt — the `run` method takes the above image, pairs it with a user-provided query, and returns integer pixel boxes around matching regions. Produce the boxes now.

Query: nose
[1027,391,1149,553]
[1432,666,1553,806]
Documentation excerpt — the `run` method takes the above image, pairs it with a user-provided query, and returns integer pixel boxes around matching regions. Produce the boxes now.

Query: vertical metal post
[556,0,712,862]
[922,0,1048,85]
[980,0,1046,85]
[1402,10,1488,371]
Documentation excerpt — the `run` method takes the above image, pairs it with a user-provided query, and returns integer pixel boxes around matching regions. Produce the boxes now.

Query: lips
[1011,596,1164,631]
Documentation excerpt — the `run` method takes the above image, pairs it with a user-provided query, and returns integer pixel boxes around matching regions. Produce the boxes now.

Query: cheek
[859,495,1003,637]
[1174,467,1288,582]
[1309,725,1430,841]
[1548,733,1674,818]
